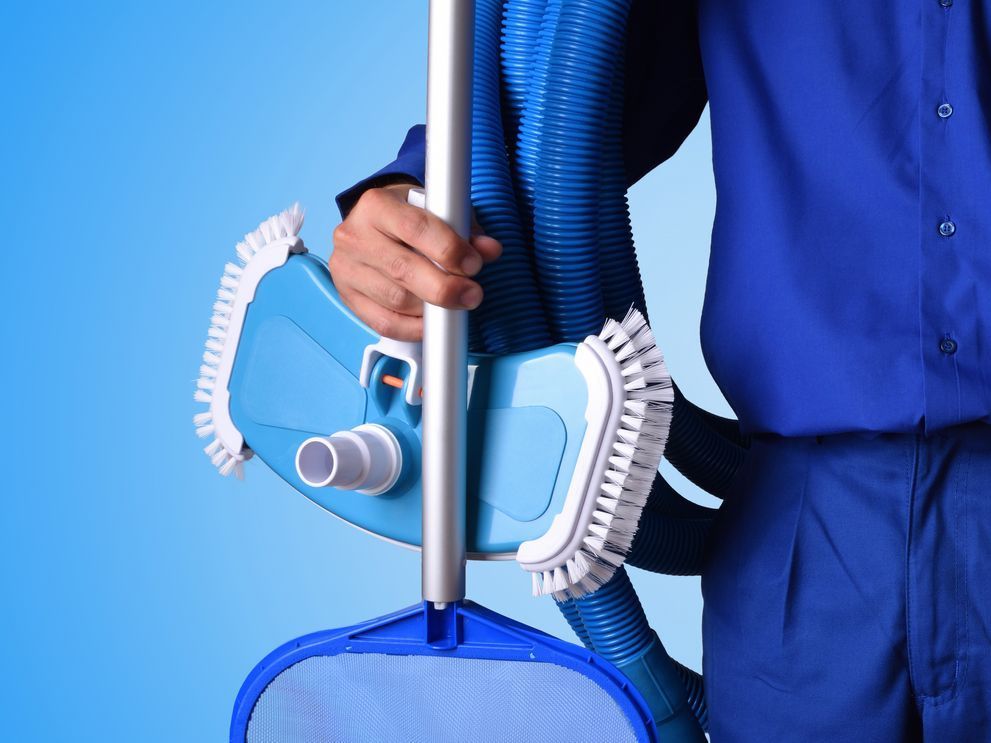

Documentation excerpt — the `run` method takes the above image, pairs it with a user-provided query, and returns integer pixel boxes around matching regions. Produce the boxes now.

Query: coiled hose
[509,0,560,254]
[569,568,706,740]
[628,509,712,576]
[470,0,551,353]
[560,575,709,734]
[596,21,648,321]
[501,0,750,503]
[676,662,708,734]
[667,388,748,498]
[529,0,625,340]
[495,0,749,503]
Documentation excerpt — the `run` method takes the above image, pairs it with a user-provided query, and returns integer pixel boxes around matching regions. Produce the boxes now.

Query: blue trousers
[702,424,991,741]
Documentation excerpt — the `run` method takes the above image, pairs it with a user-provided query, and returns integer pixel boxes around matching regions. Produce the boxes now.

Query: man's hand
[330,182,502,341]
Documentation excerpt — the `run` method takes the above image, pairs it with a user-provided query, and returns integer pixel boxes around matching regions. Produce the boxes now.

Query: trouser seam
[905,436,921,707]
[922,448,970,709]
[911,443,969,708]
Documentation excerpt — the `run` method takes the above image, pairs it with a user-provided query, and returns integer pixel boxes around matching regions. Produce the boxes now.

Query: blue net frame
[231,601,658,742]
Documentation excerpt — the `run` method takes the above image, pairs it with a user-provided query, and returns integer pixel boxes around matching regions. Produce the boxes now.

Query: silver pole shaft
[422,0,473,605]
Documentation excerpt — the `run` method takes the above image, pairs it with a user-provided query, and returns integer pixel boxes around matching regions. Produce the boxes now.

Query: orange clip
[381,374,404,389]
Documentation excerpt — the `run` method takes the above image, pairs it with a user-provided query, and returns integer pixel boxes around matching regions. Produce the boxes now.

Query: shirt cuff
[335,125,426,219]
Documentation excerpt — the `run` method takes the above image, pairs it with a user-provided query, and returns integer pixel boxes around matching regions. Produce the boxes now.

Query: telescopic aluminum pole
[421,0,474,607]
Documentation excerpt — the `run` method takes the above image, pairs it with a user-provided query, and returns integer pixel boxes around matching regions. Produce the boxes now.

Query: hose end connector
[295,423,402,495]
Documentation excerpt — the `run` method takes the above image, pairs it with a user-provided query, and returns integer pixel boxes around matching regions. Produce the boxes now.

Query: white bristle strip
[612,342,637,363]
[528,307,674,601]
[621,360,646,378]
[245,232,264,252]
[604,470,628,486]
[592,514,615,533]
[624,376,648,391]
[236,243,254,264]
[617,429,640,446]
[566,557,587,584]
[607,460,635,477]
[601,482,624,500]
[624,399,648,415]
[621,415,645,431]
[195,203,305,480]
[588,523,611,540]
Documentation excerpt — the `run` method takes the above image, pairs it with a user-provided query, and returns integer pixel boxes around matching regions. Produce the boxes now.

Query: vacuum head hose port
[295,424,402,495]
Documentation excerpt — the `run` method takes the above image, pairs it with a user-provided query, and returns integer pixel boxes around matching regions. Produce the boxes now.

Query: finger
[339,286,424,341]
[346,262,424,316]
[373,192,484,276]
[470,233,502,264]
[352,231,484,310]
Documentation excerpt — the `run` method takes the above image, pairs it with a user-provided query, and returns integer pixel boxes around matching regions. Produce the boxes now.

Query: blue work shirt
[338,1,991,437]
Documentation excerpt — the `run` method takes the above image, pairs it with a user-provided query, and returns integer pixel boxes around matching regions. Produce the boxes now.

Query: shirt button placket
[919,0,963,430]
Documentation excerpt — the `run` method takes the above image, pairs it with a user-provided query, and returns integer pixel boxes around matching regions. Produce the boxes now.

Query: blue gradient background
[2,2,725,740]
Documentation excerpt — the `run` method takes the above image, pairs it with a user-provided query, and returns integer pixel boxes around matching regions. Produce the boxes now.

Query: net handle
[421,0,474,606]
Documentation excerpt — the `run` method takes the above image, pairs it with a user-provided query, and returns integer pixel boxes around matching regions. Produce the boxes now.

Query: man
[329,2,991,740]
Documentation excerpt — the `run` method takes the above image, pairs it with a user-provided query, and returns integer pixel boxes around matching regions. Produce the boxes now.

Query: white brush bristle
[534,308,673,601]
[194,203,304,478]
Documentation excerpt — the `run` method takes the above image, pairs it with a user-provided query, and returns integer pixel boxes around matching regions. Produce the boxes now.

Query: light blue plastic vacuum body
[229,251,589,556]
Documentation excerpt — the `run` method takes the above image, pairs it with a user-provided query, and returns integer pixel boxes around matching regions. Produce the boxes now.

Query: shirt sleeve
[335,0,706,218]
[335,125,426,219]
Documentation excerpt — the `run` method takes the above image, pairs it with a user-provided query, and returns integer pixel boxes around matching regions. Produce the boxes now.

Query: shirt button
[940,337,958,355]
[938,103,954,118]
[939,220,956,237]
[939,0,952,7]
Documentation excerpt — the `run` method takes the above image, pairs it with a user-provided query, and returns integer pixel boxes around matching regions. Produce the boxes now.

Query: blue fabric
[335,126,426,217]
[337,0,991,437]
[697,0,991,436]
[702,423,991,741]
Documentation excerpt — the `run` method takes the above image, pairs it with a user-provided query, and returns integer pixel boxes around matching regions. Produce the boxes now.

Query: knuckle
[332,222,352,248]
[388,253,413,283]
[400,211,430,244]
[369,313,393,338]
[434,234,463,265]
[355,187,382,213]
[431,277,460,307]
[387,284,409,310]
